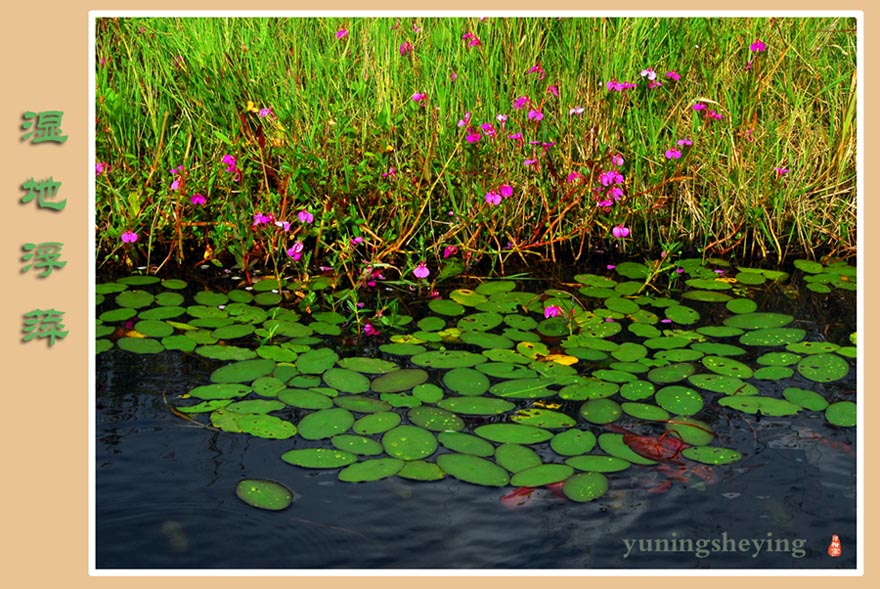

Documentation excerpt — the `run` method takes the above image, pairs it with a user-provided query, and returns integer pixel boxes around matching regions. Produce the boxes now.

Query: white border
[89,10,864,576]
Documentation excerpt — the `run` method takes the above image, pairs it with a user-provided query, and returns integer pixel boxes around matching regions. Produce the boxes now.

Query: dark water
[95,269,858,570]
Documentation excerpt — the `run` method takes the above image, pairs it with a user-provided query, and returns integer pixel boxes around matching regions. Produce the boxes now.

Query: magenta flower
[599,170,624,186]
[750,39,767,53]
[640,67,657,81]
[485,191,502,205]
[611,154,625,167]
[499,184,513,198]
[411,92,426,105]
[528,109,544,122]
[443,245,459,258]
[612,225,630,238]
[714,269,725,276]
[121,230,138,244]
[413,261,430,279]
[466,128,482,144]
[190,193,206,205]
[258,107,275,119]
[481,123,497,138]
[450,71,458,83]
[547,84,559,97]
[496,113,508,127]
[252,212,273,226]
[567,171,585,183]
[336,28,348,39]
[351,236,365,247]
[382,167,397,179]
[648,80,663,89]
[363,322,380,336]
[286,242,304,261]
[666,70,681,81]
[706,110,723,121]
[693,102,707,112]
[527,64,546,79]
[607,186,625,201]
[570,106,584,116]
[774,167,790,178]
[512,95,531,110]
[96,162,108,176]
[462,32,481,47]
[677,137,693,147]
[400,41,413,56]
[544,305,563,318]
[507,132,524,145]
[298,210,314,224]
[606,79,637,92]
[275,220,291,232]
[457,112,472,127]
[665,148,682,160]
[524,158,538,167]
[221,154,236,173]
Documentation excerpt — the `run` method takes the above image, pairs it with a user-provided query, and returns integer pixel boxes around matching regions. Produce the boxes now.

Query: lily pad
[701,356,754,379]
[550,429,597,456]
[681,446,742,465]
[235,479,294,511]
[322,367,372,394]
[688,374,757,396]
[512,408,576,429]
[494,444,543,473]
[717,396,802,416]
[621,402,671,421]
[437,397,516,416]
[296,348,340,374]
[782,387,829,411]
[282,448,358,469]
[188,383,251,400]
[565,455,631,473]
[116,337,164,354]
[474,423,554,444]
[579,399,622,425]
[278,389,334,410]
[397,460,446,481]
[210,358,276,384]
[339,458,406,483]
[334,395,392,414]
[436,453,509,487]
[510,464,574,487]
[429,299,466,316]
[353,412,402,435]
[407,406,466,432]
[597,433,658,465]
[797,353,850,383]
[382,425,438,460]
[655,386,703,416]
[336,356,399,374]
[438,431,495,457]
[562,472,609,502]
[665,417,715,446]
[442,367,490,396]
[740,328,806,347]
[411,350,487,369]
[371,368,429,393]
[825,401,857,427]
[297,408,355,440]
[723,312,793,329]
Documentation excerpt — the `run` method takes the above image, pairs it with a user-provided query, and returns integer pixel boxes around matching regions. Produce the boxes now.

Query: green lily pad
[438,431,495,457]
[696,326,745,338]
[380,393,422,408]
[411,350,487,369]
[621,402,671,421]
[297,408,355,440]
[235,479,294,511]
[382,425,438,460]
[407,406,466,432]
[116,337,165,354]
[322,367,371,394]
[476,362,538,379]
[753,366,795,380]
[489,378,555,399]
[474,423,554,445]
[339,458,406,483]
[99,308,138,322]
[96,281,128,294]
[797,353,850,383]
[562,472,609,502]
[187,383,251,400]
[429,299,466,316]
[437,397,516,416]
[353,412,402,435]
[794,259,824,274]
[579,399,622,424]
[619,380,656,401]
[175,399,233,414]
[787,341,841,354]
[825,401,857,427]
[459,331,515,350]
[296,348,340,374]
[701,356,754,379]
[681,290,732,303]
[115,290,155,309]
[138,306,186,320]
[550,429,597,456]
[782,387,829,411]
[757,352,802,366]
[436,453,509,487]
[681,446,742,465]
[330,435,384,456]
[494,444,543,473]
[397,460,446,481]
[740,328,806,347]
[654,386,703,416]
[725,298,758,314]
[665,417,715,446]
[210,358,276,384]
[664,305,701,325]
[511,464,574,487]
[371,369,429,393]
[597,433,658,465]
[334,395,392,414]
[412,383,445,404]
[717,396,802,416]
[278,389,334,410]
[159,278,187,290]
[565,455,631,473]
[282,448,358,468]
[512,408,576,429]
[688,374,757,395]
[438,367,488,396]
[723,312,793,329]
[211,410,297,439]
[614,261,650,279]
[380,343,428,356]
[225,399,285,414]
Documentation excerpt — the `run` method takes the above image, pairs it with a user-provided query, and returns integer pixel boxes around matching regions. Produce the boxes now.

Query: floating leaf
[512,408,576,429]
[654,386,703,416]
[322,368,371,394]
[725,298,758,314]
[188,383,251,400]
[282,448,358,468]
[438,431,495,457]
[494,444,542,473]
[334,395,392,414]
[212,410,297,439]
[235,479,294,511]
[211,358,276,384]
[782,387,829,411]
[701,356,754,379]
[565,455,631,473]
[550,429,597,456]
[794,259,824,274]
[597,433,657,465]
[99,308,137,322]
[621,402,670,421]
[412,383,445,404]
[371,368,429,393]
[797,353,850,383]
[411,350,487,369]
[382,425,438,460]
[664,305,701,325]
[489,378,555,399]
[753,366,794,380]
[175,399,233,414]
[297,408,355,440]
[723,312,793,329]
[681,446,742,465]
[562,472,609,502]
[225,399,285,414]
[404,407,463,433]
[787,341,841,354]
[278,389,334,410]
[681,290,732,303]
[436,454,509,487]
[138,306,186,320]
[353,412,402,435]
[474,423,553,444]
[429,299,466,316]
[397,460,446,481]
[740,328,806,347]
[337,356,399,374]
[619,380,656,401]
[647,363,695,384]
[196,345,256,361]
[688,374,757,395]
[717,396,802,416]
[438,397,516,416]
[443,367,490,396]
[116,337,164,354]
[825,401,857,427]
[665,417,715,446]
[579,399,622,425]
[511,464,574,487]
[339,458,405,483]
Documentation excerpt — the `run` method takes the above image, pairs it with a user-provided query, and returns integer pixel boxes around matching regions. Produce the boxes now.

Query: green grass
[95,15,857,283]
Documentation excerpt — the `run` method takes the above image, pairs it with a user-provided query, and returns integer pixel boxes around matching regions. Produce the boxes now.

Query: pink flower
[221,154,236,173]
[413,261,430,279]
[363,322,380,336]
[570,106,584,115]
[607,186,625,201]
[336,28,348,39]
[524,158,538,167]
[258,107,275,119]
[648,80,663,89]
[443,245,459,258]
[512,95,531,110]
[706,110,723,121]
[496,113,508,127]
[382,167,397,179]
[507,132,524,145]
[612,225,630,238]
[640,67,657,81]
[190,193,206,205]
[750,39,767,53]
[666,71,681,81]
[527,64,546,79]
[96,162,108,176]
[466,128,482,144]
[450,71,457,83]
[462,32,481,47]
[693,102,707,112]
[665,148,682,160]
[547,84,559,97]
[599,170,624,186]
[351,236,365,247]
[611,154,624,167]
[481,123,497,138]
[275,220,291,232]
[774,167,790,178]
[677,137,693,147]
[528,109,544,122]
[286,242,305,261]
[298,210,314,224]
[567,171,585,184]
[485,191,502,205]
[457,112,472,127]
[252,212,273,226]
[411,92,426,104]
[400,41,413,56]
[544,305,563,318]
[499,184,513,198]
[121,230,138,244]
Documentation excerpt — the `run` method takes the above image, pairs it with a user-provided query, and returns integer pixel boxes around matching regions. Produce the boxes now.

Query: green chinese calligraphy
[22,309,68,347]
[21,111,68,144]
[21,177,67,211]
[22,242,66,277]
